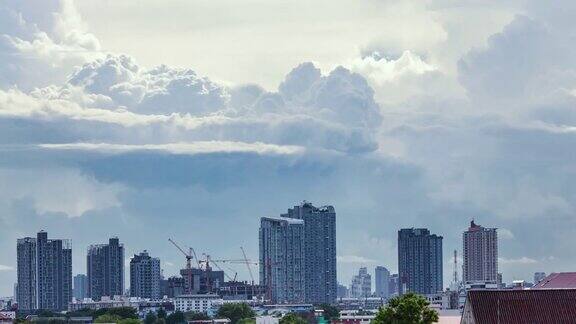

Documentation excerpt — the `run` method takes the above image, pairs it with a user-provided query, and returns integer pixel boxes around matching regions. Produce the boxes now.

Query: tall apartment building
[130,251,161,299]
[374,266,390,299]
[388,274,399,297]
[259,217,305,303]
[462,221,498,284]
[350,267,372,298]
[87,237,124,300]
[398,228,443,295]
[282,202,337,304]
[73,274,88,300]
[17,231,72,311]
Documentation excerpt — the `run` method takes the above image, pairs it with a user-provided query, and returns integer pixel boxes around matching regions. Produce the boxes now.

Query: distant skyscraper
[463,221,498,284]
[337,284,348,298]
[398,228,443,295]
[17,231,72,311]
[259,217,305,303]
[73,274,88,300]
[388,274,399,297]
[534,272,546,284]
[282,202,337,304]
[87,237,124,300]
[130,251,161,299]
[350,267,372,298]
[374,266,390,299]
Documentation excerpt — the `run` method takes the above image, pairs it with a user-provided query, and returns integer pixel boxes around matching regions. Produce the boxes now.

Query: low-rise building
[173,294,223,316]
[335,297,385,311]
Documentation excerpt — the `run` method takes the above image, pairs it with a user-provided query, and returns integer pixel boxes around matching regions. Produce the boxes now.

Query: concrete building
[161,276,185,298]
[282,202,337,304]
[388,274,399,297]
[130,251,161,299]
[173,294,223,315]
[16,231,72,311]
[350,267,371,298]
[337,284,348,298]
[374,266,390,299]
[398,228,443,295]
[534,272,547,285]
[462,221,498,285]
[180,267,225,295]
[259,217,305,303]
[87,237,124,300]
[73,274,88,300]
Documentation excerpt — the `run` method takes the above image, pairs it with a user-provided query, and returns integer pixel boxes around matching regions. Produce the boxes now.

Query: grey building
[350,267,371,298]
[130,251,161,299]
[73,274,88,300]
[282,202,337,304]
[534,272,546,284]
[388,274,399,297]
[463,221,498,284]
[337,284,348,298]
[374,266,390,299]
[17,231,72,311]
[398,228,443,295]
[87,237,124,300]
[259,217,305,303]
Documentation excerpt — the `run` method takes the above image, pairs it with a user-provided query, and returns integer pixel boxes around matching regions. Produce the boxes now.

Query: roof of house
[465,289,576,324]
[534,272,576,289]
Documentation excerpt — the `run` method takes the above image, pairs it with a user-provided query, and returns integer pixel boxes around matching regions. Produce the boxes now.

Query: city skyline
[1,0,575,298]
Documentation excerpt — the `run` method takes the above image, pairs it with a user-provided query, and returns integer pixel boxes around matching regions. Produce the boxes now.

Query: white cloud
[499,257,538,265]
[337,255,377,264]
[499,228,515,240]
[39,141,306,156]
[0,265,14,271]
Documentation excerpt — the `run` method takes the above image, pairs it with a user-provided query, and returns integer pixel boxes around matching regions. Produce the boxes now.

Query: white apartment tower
[463,221,498,284]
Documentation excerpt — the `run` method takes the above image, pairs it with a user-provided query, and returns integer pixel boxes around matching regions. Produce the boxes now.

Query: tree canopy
[279,313,307,324]
[316,304,340,321]
[373,293,439,324]
[216,303,255,324]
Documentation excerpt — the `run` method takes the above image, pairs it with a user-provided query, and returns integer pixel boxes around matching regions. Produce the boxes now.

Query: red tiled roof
[534,272,576,289]
[465,289,576,324]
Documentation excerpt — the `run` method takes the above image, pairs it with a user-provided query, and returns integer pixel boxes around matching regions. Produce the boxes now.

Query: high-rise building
[398,228,443,295]
[462,221,498,284]
[388,274,399,297]
[282,202,337,304]
[374,266,390,299]
[73,274,88,300]
[130,251,161,299]
[534,272,546,284]
[259,217,305,303]
[87,237,124,300]
[337,284,349,298]
[350,267,372,298]
[17,231,72,311]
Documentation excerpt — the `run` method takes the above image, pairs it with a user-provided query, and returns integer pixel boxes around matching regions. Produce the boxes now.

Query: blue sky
[1,0,576,296]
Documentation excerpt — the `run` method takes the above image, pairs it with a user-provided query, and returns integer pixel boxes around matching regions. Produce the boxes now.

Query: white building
[173,294,223,314]
[350,267,371,298]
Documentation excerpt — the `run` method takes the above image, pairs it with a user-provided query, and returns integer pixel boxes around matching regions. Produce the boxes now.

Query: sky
[1,0,576,296]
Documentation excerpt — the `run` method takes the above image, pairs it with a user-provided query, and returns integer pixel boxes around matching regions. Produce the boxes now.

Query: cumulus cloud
[0,265,14,271]
[337,255,378,264]
[499,257,538,265]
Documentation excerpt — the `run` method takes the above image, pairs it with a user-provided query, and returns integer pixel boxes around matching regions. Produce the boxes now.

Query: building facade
[374,266,390,299]
[130,251,161,299]
[388,274,399,297]
[87,237,124,300]
[462,221,498,284]
[259,217,305,303]
[17,231,72,311]
[350,267,371,298]
[282,202,337,304]
[398,228,443,295]
[73,274,88,300]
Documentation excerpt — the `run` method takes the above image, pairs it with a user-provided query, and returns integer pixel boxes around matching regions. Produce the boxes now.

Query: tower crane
[168,238,195,294]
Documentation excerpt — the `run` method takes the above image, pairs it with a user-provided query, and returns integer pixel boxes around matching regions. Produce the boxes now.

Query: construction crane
[168,238,194,294]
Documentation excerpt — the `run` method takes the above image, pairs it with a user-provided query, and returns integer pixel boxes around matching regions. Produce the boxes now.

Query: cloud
[499,257,538,265]
[0,265,14,271]
[337,255,378,264]
[39,141,306,156]
[499,228,514,240]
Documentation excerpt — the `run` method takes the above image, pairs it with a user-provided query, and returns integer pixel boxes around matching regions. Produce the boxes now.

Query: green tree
[118,319,141,324]
[216,303,255,324]
[157,309,167,320]
[372,293,439,324]
[184,312,211,321]
[237,319,256,324]
[317,304,340,321]
[95,314,122,323]
[166,311,185,324]
[144,312,158,324]
[279,313,306,324]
